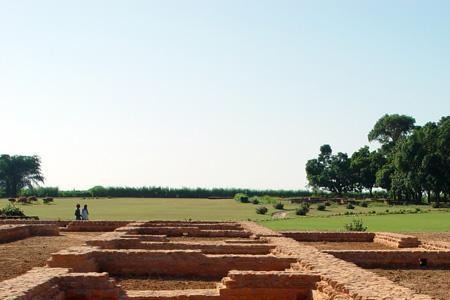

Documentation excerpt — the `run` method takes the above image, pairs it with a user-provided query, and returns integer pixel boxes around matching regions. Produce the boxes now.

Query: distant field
[0,198,277,221]
[1,198,449,232]
[260,212,450,232]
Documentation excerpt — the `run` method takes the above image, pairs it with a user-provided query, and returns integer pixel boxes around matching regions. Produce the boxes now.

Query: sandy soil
[405,232,450,243]
[300,241,395,250]
[371,269,450,300]
[0,232,102,282]
[114,275,220,290]
[169,237,248,242]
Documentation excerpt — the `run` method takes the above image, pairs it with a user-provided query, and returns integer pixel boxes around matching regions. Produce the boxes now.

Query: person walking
[75,204,82,220]
[81,204,89,220]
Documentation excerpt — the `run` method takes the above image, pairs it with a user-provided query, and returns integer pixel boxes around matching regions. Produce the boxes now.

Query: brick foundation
[0,224,59,243]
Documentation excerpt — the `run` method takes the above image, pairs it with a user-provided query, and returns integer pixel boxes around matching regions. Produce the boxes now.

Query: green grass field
[0,197,278,221]
[260,212,450,232]
[1,197,449,232]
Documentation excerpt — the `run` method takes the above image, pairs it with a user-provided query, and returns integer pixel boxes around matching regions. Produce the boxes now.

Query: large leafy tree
[368,114,416,149]
[306,145,353,195]
[0,155,44,197]
[351,146,385,195]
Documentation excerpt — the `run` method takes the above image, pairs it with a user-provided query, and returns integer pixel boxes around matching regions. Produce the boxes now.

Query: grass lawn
[0,198,278,221]
[260,211,450,232]
[2,197,449,232]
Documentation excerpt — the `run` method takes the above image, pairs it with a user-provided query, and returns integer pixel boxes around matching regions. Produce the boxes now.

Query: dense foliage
[17,186,312,199]
[0,203,26,217]
[0,155,44,197]
[306,114,450,202]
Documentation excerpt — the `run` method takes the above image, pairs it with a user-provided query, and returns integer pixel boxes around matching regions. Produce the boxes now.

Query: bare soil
[114,275,220,290]
[0,232,102,282]
[169,237,248,242]
[406,232,450,243]
[371,269,450,300]
[300,241,395,250]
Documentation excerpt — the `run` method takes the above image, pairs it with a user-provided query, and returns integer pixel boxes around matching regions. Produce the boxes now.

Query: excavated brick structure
[0,224,59,243]
[244,222,434,300]
[1,220,446,299]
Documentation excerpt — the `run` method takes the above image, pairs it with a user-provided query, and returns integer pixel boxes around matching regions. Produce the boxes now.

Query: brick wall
[324,249,450,268]
[281,231,375,242]
[48,247,296,277]
[0,224,59,243]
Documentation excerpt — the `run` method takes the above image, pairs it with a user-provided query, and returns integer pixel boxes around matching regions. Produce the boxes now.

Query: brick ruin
[0,220,449,299]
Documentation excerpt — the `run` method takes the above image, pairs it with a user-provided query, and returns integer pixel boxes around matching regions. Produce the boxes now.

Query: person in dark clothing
[75,204,82,220]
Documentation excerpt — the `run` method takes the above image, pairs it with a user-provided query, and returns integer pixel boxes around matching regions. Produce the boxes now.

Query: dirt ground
[371,269,450,300]
[169,237,248,242]
[299,241,395,250]
[114,275,220,290]
[0,232,102,282]
[406,232,450,243]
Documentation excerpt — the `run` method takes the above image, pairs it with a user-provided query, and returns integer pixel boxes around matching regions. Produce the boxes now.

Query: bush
[317,204,326,211]
[431,202,440,208]
[415,207,421,213]
[324,201,331,206]
[234,193,249,203]
[251,198,260,205]
[273,202,284,209]
[0,204,26,217]
[346,203,355,209]
[345,218,367,232]
[256,206,268,215]
[360,201,368,207]
[43,197,54,204]
[296,203,310,216]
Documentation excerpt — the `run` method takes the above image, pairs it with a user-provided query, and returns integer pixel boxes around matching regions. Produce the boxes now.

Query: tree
[0,155,44,197]
[306,145,353,195]
[368,114,416,149]
[351,146,384,195]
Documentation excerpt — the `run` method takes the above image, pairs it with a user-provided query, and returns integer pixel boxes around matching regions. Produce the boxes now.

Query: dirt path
[0,232,102,282]
[271,211,288,219]
[405,232,450,243]
[371,269,450,300]
[114,275,220,290]
[300,241,395,250]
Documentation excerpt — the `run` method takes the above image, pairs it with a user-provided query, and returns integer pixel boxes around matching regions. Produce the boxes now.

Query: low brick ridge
[268,236,433,300]
[125,289,220,299]
[0,267,69,299]
[420,240,450,250]
[238,221,282,237]
[280,231,375,242]
[323,249,450,268]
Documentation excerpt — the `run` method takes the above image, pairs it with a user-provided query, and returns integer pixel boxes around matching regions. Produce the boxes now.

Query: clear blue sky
[1,1,449,190]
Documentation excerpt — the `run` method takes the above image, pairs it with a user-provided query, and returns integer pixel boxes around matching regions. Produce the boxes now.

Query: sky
[1,1,450,190]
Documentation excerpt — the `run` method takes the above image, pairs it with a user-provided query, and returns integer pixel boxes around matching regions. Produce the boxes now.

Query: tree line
[306,114,450,202]
[0,155,311,198]
[22,186,311,199]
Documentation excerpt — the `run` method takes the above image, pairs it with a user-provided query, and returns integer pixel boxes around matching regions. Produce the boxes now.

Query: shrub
[431,202,440,208]
[256,206,268,215]
[346,203,355,209]
[251,198,260,205]
[301,202,311,208]
[234,193,249,203]
[345,218,367,232]
[317,204,326,211]
[415,207,421,213]
[296,203,310,216]
[360,201,368,207]
[0,204,26,217]
[43,197,54,204]
[324,201,331,206]
[273,202,284,210]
